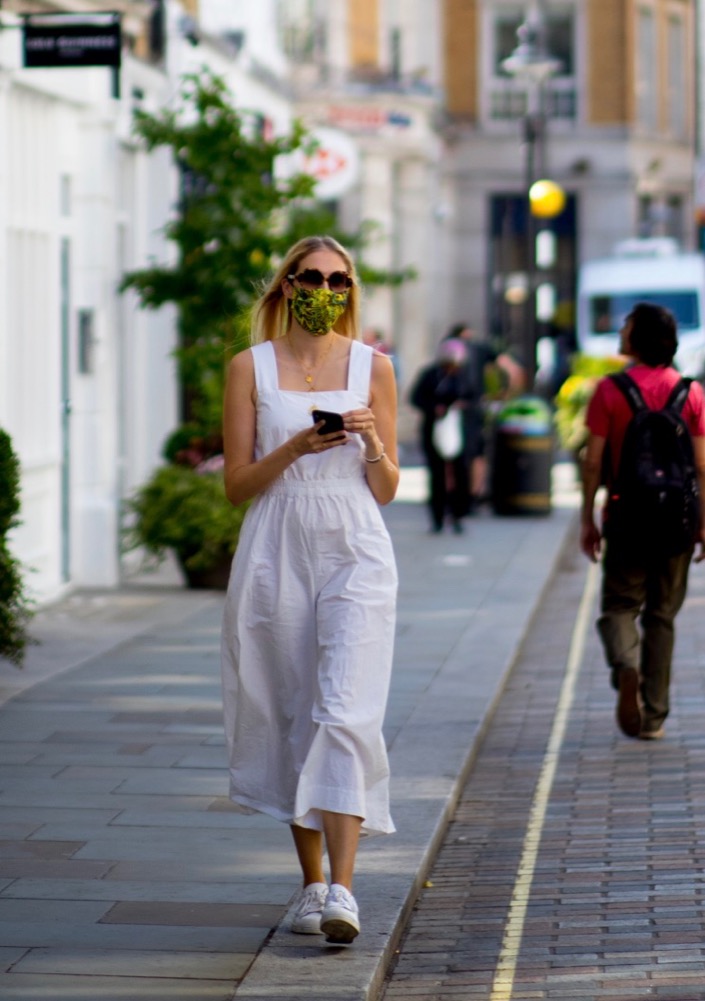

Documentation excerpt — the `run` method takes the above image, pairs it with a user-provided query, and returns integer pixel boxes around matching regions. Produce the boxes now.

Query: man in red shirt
[581,303,705,739]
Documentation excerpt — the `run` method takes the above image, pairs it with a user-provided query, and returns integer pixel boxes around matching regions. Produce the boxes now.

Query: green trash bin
[490,396,553,516]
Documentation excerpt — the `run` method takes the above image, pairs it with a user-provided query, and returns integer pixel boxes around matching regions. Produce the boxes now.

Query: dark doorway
[488,193,577,378]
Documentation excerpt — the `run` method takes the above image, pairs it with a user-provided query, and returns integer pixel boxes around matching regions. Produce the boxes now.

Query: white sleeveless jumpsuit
[221,339,398,836]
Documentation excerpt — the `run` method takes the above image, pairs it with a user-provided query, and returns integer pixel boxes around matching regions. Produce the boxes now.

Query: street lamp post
[502,1,561,387]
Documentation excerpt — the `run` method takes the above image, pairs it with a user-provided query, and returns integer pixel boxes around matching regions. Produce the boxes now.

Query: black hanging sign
[23,14,121,69]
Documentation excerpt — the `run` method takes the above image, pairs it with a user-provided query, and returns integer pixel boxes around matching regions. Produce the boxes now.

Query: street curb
[234,507,578,1001]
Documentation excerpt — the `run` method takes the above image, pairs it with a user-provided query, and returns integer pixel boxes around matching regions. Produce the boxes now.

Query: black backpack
[605,371,700,556]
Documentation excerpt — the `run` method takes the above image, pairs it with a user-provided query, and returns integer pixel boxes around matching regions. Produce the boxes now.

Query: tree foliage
[121,70,413,435]
[121,71,315,426]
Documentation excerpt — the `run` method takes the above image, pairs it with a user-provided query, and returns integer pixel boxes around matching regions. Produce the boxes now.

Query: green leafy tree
[121,70,316,430]
[0,429,33,666]
[121,70,412,439]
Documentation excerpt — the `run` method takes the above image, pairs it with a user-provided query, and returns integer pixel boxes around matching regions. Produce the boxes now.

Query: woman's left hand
[342,407,378,447]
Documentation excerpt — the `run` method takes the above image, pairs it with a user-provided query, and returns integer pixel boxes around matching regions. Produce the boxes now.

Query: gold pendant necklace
[287,332,335,392]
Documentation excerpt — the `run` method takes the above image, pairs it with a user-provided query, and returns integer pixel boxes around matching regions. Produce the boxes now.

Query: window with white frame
[636,6,657,131]
[489,3,576,122]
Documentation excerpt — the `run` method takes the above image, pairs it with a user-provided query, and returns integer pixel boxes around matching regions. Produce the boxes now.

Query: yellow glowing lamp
[529,179,566,218]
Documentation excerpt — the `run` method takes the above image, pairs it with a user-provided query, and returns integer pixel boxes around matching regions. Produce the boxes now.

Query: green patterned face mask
[291,287,349,335]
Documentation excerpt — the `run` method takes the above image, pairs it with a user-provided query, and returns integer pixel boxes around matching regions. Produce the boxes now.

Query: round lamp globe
[529,179,566,218]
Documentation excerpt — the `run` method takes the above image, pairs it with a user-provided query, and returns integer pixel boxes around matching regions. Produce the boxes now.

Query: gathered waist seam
[266,476,367,497]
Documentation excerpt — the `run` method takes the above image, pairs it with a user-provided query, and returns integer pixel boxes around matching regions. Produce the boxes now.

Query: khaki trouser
[597,540,693,729]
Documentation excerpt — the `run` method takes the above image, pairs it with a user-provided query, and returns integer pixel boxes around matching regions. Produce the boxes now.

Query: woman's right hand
[225,351,348,504]
[290,424,349,457]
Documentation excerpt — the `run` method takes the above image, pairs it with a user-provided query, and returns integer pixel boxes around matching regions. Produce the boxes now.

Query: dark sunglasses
[288,269,353,292]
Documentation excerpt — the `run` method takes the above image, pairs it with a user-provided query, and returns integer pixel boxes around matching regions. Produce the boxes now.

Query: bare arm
[342,353,400,505]
[223,350,347,506]
[580,432,606,563]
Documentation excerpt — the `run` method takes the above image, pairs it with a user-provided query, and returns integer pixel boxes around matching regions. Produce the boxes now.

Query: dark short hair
[626,302,678,366]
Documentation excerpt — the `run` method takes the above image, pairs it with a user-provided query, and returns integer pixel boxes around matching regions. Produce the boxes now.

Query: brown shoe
[616,667,641,738]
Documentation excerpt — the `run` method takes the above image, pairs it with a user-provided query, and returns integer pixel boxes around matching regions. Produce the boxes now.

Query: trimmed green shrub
[0,429,33,665]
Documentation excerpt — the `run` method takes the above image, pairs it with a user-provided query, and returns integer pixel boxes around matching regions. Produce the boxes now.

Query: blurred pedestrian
[221,235,399,944]
[410,338,473,533]
[580,303,705,740]
[444,323,524,507]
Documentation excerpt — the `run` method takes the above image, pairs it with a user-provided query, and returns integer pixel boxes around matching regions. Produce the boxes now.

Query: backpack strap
[665,377,692,414]
[609,371,646,414]
[610,371,692,416]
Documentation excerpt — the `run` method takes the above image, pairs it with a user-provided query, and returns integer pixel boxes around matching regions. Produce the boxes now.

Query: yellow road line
[489,560,600,1001]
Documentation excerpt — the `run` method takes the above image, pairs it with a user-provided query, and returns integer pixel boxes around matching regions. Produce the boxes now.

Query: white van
[577,238,705,377]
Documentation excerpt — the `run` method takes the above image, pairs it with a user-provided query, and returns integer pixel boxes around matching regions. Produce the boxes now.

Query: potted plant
[123,455,249,590]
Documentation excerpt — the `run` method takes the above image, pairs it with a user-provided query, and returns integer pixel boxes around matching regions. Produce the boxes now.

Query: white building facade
[0,0,294,602]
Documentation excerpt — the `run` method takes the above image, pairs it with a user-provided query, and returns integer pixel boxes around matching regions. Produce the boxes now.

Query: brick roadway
[379,540,705,1001]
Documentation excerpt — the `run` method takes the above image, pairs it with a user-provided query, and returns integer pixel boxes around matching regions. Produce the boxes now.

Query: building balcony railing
[488,79,577,122]
[287,58,440,102]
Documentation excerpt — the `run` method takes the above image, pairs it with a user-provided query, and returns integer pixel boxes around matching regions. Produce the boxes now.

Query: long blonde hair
[250,236,361,344]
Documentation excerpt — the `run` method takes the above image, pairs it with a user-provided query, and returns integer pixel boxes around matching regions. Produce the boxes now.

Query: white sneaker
[320,883,360,943]
[290,882,328,935]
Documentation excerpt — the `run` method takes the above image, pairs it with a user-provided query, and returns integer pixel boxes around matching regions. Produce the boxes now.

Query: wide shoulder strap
[610,371,646,414]
[665,377,692,415]
[348,340,374,399]
[251,340,279,393]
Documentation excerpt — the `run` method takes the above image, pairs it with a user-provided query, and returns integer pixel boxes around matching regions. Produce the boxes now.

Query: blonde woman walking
[221,236,399,944]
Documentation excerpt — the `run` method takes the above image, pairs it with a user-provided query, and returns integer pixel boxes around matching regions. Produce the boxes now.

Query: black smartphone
[312,409,345,436]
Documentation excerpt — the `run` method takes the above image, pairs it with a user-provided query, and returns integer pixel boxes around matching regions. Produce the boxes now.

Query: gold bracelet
[364,447,385,463]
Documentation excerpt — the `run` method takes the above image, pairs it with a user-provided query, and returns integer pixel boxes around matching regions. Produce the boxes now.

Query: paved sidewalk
[0,467,578,1000]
